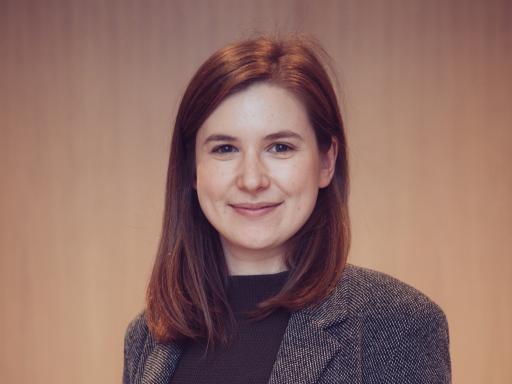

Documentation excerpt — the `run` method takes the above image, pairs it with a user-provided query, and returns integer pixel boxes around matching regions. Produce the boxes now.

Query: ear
[319,139,337,188]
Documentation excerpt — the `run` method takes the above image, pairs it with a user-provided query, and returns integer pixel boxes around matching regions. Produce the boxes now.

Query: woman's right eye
[211,144,237,154]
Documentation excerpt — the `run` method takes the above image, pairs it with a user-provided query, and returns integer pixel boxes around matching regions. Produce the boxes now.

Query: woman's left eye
[270,143,294,153]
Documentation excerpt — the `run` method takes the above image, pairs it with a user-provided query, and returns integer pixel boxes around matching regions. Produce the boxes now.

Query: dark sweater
[170,270,291,384]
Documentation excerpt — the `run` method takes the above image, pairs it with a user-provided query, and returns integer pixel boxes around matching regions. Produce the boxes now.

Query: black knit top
[170,270,291,384]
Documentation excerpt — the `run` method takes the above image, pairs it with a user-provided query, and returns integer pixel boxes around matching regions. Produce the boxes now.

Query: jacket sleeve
[122,318,135,384]
[122,312,147,384]
[373,303,452,383]
[123,331,129,384]
[401,305,451,383]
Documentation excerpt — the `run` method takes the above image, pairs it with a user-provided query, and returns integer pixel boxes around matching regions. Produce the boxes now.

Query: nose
[236,151,270,192]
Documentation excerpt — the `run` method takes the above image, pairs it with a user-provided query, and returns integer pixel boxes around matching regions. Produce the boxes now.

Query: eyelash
[211,143,295,154]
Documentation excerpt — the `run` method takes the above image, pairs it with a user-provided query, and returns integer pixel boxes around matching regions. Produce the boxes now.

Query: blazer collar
[138,266,360,384]
[268,265,361,384]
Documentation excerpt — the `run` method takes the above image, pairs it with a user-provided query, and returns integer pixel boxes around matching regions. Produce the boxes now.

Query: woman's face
[194,82,336,272]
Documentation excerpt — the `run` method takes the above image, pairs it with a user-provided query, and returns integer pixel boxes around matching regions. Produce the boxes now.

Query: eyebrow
[203,130,304,145]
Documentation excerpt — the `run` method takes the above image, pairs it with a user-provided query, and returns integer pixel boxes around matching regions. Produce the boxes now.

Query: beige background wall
[1,0,510,382]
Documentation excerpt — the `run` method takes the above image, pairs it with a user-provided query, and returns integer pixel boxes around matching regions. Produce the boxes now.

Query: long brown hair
[146,33,350,348]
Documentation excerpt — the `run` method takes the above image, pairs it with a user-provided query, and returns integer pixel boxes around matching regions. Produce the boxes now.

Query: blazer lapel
[268,267,361,384]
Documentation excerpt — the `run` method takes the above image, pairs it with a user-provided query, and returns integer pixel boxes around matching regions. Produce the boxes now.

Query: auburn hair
[146,33,350,349]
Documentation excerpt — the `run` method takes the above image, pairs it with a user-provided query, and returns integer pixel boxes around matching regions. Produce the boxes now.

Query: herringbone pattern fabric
[123,264,451,383]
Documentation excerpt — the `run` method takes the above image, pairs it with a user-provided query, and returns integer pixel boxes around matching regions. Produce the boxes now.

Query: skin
[194,82,337,275]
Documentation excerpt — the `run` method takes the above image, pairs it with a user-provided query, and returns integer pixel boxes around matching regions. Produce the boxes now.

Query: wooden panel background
[1,0,510,382]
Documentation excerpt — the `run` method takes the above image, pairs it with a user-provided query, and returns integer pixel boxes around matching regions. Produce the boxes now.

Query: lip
[229,202,283,218]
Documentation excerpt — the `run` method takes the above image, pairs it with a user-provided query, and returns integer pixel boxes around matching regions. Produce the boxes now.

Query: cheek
[196,163,231,201]
[275,155,321,192]
[277,157,321,212]
[273,161,301,183]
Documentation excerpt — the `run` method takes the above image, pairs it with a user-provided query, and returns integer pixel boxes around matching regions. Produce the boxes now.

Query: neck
[222,242,288,276]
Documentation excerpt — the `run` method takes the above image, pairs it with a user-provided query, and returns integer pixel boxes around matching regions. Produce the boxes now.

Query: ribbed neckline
[226,270,290,314]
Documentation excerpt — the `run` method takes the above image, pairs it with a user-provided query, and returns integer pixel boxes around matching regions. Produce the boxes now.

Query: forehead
[197,83,313,139]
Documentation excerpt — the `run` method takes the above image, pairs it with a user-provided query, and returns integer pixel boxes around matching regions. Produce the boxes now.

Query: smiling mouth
[230,202,282,209]
[229,202,283,217]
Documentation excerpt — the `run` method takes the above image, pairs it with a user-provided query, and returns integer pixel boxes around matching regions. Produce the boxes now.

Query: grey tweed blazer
[123,264,451,383]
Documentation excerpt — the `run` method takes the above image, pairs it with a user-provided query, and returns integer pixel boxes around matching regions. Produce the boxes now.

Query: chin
[227,235,281,251]
[239,240,277,250]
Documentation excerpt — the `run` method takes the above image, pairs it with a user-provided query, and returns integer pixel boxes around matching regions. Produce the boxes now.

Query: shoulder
[124,310,149,349]
[340,264,448,325]
[336,264,451,381]
[123,310,150,381]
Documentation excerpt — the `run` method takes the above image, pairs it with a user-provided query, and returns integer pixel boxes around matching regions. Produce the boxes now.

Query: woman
[123,34,451,384]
